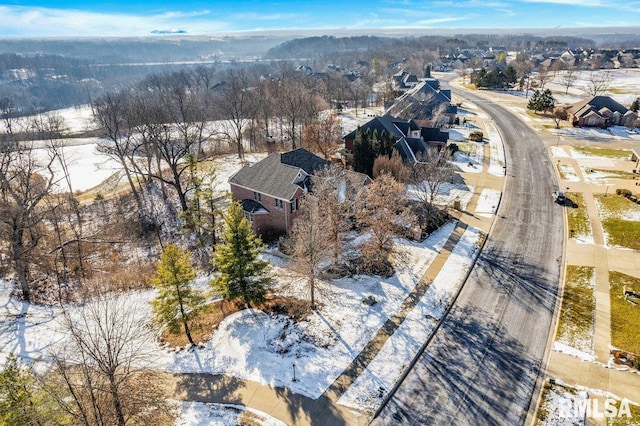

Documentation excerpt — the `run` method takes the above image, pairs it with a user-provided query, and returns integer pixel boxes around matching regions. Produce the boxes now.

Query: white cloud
[0,6,229,37]
[521,0,605,5]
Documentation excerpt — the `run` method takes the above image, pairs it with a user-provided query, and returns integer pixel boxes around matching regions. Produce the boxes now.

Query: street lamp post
[292,362,297,382]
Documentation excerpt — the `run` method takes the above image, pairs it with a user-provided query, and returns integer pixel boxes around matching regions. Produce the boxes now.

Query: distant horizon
[0,1,639,38]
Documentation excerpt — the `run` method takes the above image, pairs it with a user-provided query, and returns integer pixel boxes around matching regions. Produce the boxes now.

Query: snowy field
[338,226,481,412]
[30,140,122,192]
[475,188,502,218]
[175,401,285,426]
[546,69,640,106]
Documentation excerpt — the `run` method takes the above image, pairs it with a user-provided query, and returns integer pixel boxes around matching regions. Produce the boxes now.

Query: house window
[275,199,283,209]
[253,191,261,202]
[244,212,254,223]
[290,198,298,212]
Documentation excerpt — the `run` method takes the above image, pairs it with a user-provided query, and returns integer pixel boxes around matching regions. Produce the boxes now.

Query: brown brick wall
[230,183,303,236]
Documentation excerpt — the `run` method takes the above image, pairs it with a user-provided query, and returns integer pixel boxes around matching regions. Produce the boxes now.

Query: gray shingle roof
[570,96,629,118]
[229,149,330,200]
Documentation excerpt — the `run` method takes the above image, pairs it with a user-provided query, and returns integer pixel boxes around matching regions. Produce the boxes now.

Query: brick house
[343,114,449,166]
[229,148,370,237]
[569,96,638,128]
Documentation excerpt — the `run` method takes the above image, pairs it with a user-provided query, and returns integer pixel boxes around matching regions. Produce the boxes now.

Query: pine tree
[151,244,203,345]
[211,202,270,307]
[0,355,60,425]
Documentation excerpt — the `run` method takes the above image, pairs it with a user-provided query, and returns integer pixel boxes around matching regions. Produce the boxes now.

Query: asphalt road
[375,89,564,425]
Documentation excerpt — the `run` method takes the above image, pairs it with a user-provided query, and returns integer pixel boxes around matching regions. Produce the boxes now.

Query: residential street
[374,83,565,425]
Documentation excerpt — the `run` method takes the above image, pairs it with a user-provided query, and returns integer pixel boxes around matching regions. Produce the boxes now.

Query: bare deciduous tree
[583,70,612,96]
[357,173,416,275]
[302,114,342,159]
[560,68,577,95]
[290,195,332,309]
[47,293,173,426]
[215,69,255,159]
[411,149,455,214]
[0,132,58,301]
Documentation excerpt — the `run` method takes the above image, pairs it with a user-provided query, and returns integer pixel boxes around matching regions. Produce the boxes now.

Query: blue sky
[0,0,638,37]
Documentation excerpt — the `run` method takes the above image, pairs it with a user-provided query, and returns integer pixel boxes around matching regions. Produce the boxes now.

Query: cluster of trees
[473,66,517,89]
[0,294,173,425]
[151,202,270,345]
[352,128,396,177]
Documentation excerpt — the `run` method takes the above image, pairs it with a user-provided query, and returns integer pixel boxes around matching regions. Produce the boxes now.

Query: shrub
[469,131,483,142]
[616,188,632,197]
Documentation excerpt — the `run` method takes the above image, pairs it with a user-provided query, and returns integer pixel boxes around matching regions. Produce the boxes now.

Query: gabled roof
[569,96,629,118]
[421,127,449,144]
[229,149,330,200]
[343,114,407,141]
[386,79,453,120]
[280,148,331,175]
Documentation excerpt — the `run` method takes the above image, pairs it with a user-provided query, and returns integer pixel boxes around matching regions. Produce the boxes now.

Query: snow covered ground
[30,140,122,193]
[451,142,483,173]
[547,69,640,106]
[0,220,482,402]
[550,147,570,158]
[485,121,506,176]
[175,401,286,426]
[552,126,640,142]
[559,164,580,182]
[475,188,502,218]
[407,182,475,209]
[537,381,588,426]
[337,226,481,412]
[157,222,458,398]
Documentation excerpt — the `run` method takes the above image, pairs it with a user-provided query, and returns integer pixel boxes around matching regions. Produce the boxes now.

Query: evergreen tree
[631,97,640,113]
[151,244,203,345]
[0,355,60,425]
[211,202,270,307]
[527,89,555,113]
[352,128,373,176]
[424,65,432,78]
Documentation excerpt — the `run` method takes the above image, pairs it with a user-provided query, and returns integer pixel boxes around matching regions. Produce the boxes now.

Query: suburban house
[392,69,420,90]
[568,96,638,128]
[229,148,370,237]
[343,114,449,166]
[386,78,458,124]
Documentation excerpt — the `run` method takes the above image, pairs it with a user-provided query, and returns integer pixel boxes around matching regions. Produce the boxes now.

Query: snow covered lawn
[550,147,570,158]
[337,226,481,412]
[475,188,501,218]
[451,142,483,173]
[175,401,285,426]
[0,222,461,401]
[407,182,475,210]
[559,164,580,182]
[485,121,506,176]
[158,222,457,398]
[537,381,588,426]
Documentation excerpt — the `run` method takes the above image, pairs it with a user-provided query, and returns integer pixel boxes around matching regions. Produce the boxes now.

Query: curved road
[375,88,564,425]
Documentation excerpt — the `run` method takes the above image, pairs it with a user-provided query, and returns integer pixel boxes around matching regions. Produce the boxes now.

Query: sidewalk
[548,352,640,403]
[158,86,507,424]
